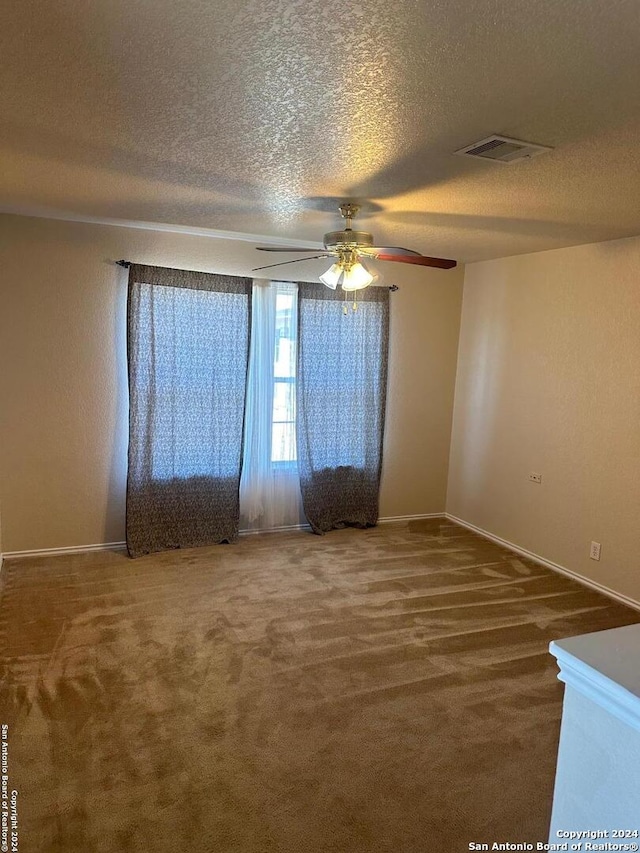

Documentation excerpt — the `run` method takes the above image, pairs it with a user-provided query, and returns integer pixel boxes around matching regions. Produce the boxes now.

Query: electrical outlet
[590,541,601,561]
[528,472,542,484]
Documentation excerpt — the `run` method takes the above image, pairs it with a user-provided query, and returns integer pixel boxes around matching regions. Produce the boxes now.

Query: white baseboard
[445,513,640,613]
[378,513,445,524]
[239,523,310,535]
[243,513,445,533]
[0,513,446,561]
[1,541,128,560]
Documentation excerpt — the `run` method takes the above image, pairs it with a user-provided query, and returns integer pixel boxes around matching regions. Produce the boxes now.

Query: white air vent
[454,135,553,164]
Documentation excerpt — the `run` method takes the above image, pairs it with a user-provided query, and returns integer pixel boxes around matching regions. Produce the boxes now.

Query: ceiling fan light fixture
[319,263,342,289]
[340,261,374,291]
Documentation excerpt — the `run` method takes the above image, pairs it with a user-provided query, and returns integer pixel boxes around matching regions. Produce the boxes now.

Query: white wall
[447,234,640,602]
[0,213,464,552]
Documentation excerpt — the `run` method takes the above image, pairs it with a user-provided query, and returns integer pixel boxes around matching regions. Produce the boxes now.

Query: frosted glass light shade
[341,262,374,291]
[319,263,342,289]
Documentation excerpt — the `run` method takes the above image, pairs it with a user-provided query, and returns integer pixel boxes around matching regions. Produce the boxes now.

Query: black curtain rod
[115,260,398,291]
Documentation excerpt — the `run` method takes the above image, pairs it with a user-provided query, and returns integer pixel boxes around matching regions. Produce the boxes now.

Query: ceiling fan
[253,203,457,291]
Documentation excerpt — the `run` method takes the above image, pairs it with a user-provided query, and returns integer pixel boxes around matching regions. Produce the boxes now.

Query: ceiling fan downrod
[338,202,360,231]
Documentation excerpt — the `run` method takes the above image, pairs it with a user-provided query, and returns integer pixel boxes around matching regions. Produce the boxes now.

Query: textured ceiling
[2,0,640,262]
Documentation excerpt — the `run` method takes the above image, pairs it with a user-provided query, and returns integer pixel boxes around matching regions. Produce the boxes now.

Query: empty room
[1,1,640,851]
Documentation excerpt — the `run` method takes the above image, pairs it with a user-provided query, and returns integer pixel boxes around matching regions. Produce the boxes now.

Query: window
[239,280,302,531]
[272,286,297,464]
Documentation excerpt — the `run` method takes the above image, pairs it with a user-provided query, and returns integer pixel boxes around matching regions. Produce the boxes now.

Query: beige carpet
[0,519,637,852]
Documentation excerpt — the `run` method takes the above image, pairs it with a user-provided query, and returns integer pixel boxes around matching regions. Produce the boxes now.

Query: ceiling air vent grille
[454,135,553,164]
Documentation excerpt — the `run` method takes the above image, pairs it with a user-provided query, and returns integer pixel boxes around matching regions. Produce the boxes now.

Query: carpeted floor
[0,518,637,852]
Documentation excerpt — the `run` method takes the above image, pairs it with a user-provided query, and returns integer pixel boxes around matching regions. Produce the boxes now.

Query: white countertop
[550,623,640,732]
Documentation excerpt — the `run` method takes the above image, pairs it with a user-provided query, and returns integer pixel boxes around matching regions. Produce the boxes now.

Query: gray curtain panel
[296,284,390,534]
[126,264,251,557]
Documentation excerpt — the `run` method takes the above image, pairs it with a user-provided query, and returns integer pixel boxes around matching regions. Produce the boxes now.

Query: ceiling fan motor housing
[323,229,374,250]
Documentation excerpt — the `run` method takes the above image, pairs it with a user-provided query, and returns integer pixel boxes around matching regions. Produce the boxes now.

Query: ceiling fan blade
[256,246,325,252]
[374,253,457,269]
[360,246,422,257]
[252,254,332,272]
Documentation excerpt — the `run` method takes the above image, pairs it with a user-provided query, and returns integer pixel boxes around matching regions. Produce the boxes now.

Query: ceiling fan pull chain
[342,301,348,316]
[352,301,358,312]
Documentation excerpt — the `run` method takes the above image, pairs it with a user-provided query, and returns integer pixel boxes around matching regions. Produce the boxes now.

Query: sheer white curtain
[239,281,304,531]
